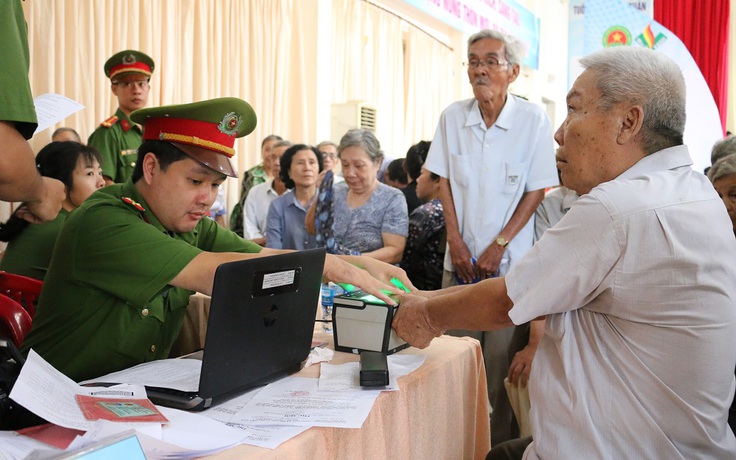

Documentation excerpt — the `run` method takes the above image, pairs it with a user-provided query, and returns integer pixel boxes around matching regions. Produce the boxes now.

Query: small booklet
[75,395,169,424]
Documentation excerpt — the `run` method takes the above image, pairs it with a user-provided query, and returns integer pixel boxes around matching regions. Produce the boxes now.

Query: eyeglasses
[463,59,509,71]
[112,80,150,90]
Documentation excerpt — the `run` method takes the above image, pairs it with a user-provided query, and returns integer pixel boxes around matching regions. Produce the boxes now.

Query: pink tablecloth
[206,335,489,459]
[174,294,491,459]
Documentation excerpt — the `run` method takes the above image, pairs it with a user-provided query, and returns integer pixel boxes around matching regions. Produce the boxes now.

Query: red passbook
[75,395,169,424]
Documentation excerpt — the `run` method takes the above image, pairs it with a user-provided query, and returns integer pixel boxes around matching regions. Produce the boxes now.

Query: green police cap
[105,50,155,80]
[130,97,257,178]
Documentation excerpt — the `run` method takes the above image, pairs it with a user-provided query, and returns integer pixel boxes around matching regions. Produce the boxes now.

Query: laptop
[146,248,326,411]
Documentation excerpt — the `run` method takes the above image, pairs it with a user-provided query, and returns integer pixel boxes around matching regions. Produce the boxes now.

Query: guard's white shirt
[424,95,558,271]
[243,179,281,239]
[507,146,736,459]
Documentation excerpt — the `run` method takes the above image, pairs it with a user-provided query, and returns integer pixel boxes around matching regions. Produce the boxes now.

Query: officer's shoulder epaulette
[99,115,119,128]
[121,197,145,212]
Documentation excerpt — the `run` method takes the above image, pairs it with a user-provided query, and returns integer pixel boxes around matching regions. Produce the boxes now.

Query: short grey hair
[273,140,292,150]
[467,29,526,66]
[337,129,383,163]
[711,136,736,165]
[316,140,337,151]
[707,153,736,183]
[579,47,686,154]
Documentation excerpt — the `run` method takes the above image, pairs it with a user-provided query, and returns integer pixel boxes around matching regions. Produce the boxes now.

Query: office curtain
[654,0,730,133]
[332,0,405,158]
[22,0,308,212]
[404,26,454,149]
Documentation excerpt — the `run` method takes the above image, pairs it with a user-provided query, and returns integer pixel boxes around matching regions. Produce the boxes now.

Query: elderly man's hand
[392,293,444,349]
[508,344,535,387]
[475,243,504,280]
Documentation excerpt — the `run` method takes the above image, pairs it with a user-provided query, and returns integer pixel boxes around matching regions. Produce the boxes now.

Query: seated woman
[266,144,323,249]
[0,141,104,280]
[307,129,408,264]
[400,166,445,290]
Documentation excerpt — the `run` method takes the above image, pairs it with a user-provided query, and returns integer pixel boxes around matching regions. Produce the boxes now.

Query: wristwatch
[495,236,509,248]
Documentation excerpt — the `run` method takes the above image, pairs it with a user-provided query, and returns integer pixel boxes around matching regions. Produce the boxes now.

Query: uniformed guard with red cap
[22,96,415,382]
[88,50,155,185]
[130,97,257,178]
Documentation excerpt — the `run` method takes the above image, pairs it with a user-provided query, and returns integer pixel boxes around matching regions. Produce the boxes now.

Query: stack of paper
[4,350,426,458]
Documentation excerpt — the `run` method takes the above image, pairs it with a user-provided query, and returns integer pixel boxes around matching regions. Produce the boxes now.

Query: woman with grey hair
[708,153,736,235]
[307,129,408,263]
[711,135,736,165]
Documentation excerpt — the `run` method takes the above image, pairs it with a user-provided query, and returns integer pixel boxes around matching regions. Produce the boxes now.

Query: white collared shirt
[425,95,558,271]
[507,145,736,459]
[243,179,282,239]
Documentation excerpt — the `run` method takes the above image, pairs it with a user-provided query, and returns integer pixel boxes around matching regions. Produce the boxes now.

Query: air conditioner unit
[330,101,377,144]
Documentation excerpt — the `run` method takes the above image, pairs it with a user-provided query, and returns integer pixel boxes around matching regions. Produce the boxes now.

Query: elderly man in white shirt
[243,141,290,245]
[393,46,736,459]
[425,28,558,444]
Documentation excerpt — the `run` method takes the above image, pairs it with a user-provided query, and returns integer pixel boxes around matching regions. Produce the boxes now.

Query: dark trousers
[486,436,533,460]
[443,270,528,446]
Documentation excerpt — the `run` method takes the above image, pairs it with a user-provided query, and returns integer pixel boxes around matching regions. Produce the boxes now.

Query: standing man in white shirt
[424,29,557,444]
[394,46,736,459]
[243,140,290,245]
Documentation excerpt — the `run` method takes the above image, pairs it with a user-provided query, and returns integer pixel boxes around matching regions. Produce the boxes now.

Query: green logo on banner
[602,26,632,47]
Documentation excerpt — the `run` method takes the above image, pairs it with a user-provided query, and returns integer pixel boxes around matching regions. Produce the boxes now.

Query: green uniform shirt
[87,108,142,183]
[0,1,37,138]
[21,181,262,381]
[0,209,68,281]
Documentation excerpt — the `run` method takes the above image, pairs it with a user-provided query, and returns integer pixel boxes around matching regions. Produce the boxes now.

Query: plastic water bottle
[320,283,334,334]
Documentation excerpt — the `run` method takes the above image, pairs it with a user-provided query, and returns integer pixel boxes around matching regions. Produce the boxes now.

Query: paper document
[10,350,152,431]
[32,93,84,135]
[0,430,60,460]
[231,376,380,428]
[80,358,202,392]
[201,387,310,449]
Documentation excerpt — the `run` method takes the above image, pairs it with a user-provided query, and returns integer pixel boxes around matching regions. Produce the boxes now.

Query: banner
[401,0,541,69]
[578,0,721,173]
[568,0,651,89]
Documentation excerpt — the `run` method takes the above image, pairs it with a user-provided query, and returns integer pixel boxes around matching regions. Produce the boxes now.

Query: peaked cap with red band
[130,97,257,178]
[104,50,155,80]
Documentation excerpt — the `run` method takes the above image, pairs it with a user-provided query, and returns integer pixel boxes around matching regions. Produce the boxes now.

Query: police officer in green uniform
[0,2,65,223]
[22,97,413,382]
[87,50,154,185]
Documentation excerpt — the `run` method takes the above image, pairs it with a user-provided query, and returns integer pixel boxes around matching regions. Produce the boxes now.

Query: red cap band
[142,117,237,156]
[109,62,153,80]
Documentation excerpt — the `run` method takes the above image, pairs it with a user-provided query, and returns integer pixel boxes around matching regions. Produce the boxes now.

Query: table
[174,294,491,459]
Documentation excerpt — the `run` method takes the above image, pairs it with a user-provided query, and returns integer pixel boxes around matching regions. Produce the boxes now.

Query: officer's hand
[323,254,399,304]
[16,177,66,224]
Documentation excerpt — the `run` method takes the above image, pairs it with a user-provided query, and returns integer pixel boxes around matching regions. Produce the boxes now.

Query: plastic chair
[0,271,42,318]
[0,293,32,348]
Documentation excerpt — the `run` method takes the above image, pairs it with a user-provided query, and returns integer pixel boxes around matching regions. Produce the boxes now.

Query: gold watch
[495,236,509,248]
